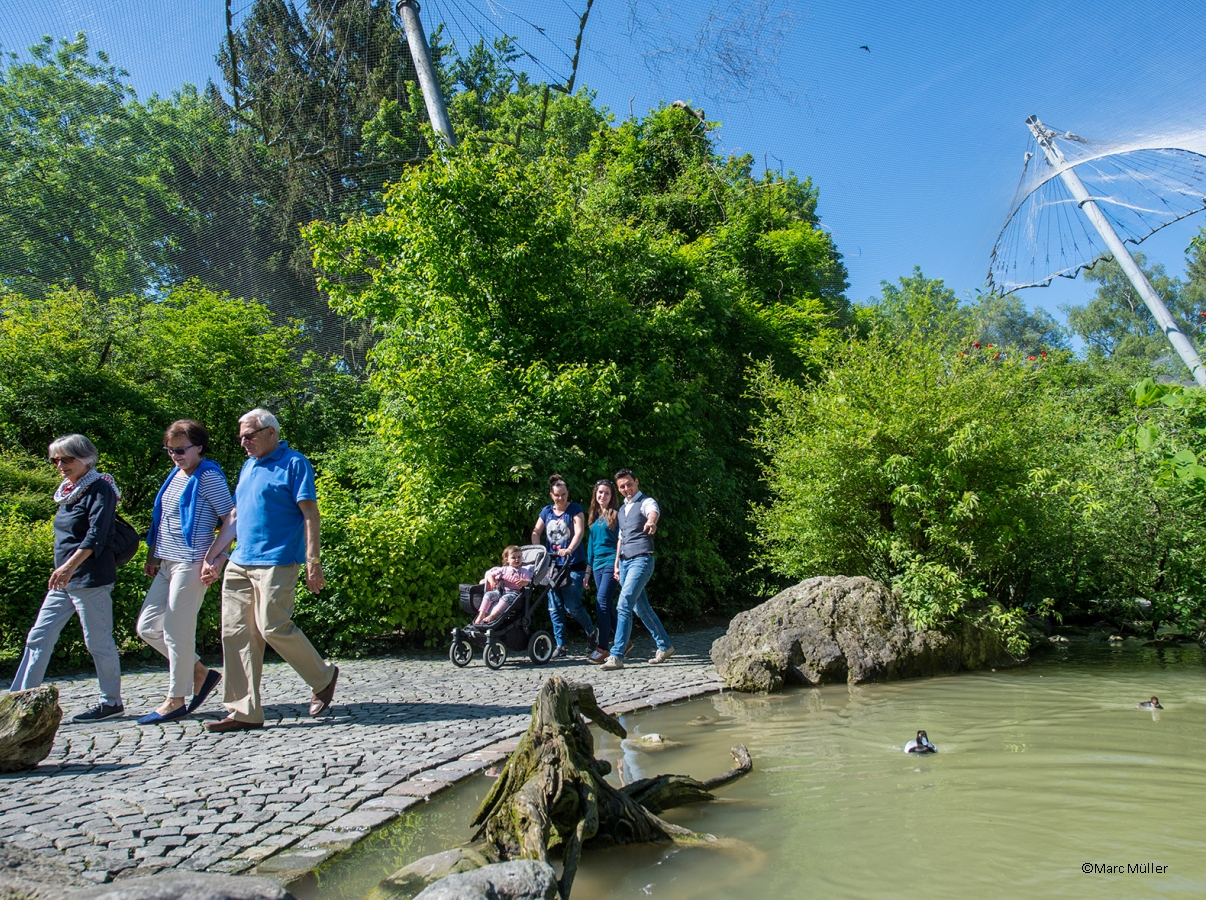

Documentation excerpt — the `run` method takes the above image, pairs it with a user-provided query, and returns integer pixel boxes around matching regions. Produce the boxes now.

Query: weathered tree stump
[471,676,751,898]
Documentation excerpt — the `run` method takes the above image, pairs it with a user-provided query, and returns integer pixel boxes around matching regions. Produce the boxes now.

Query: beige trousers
[220,562,334,724]
[137,560,206,698]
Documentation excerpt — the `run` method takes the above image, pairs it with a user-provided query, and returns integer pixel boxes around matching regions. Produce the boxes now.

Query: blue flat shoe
[137,706,190,725]
[187,669,222,713]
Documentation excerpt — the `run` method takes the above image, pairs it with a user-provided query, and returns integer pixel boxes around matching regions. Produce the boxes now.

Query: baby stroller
[449,544,558,669]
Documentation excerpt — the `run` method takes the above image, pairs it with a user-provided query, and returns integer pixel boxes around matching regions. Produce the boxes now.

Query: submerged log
[620,744,752,815]
[471,676,751,899]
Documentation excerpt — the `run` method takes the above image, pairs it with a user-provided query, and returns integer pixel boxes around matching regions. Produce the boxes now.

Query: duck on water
[904,730,936,754]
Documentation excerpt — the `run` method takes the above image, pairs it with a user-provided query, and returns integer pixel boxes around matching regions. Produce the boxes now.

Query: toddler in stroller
[473,545,532,625]
[450,544,557,668]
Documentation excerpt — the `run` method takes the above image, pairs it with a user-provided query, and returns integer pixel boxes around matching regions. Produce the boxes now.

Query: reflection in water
[314,643,1206,900]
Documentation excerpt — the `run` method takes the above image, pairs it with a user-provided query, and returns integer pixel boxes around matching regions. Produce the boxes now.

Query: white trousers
[137,560,207,698]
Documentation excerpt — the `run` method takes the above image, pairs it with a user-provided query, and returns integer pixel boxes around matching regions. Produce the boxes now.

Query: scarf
[54,469,120,506]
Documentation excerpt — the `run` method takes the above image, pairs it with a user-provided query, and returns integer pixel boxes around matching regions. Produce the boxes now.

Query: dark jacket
[53,479,118,588]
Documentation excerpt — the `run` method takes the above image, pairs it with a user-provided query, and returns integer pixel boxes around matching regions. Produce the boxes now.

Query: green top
[586,515,618,572]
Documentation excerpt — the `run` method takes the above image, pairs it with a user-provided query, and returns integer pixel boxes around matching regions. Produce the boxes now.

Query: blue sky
[3,0,1204,322]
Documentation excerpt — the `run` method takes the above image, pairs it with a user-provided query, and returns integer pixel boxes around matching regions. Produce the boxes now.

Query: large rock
[413,862,557,900]
[0,840,87,900]
[0,686,62,772]
[371,848,491,899]
[711,575,1014,692]
[63,873,294,900]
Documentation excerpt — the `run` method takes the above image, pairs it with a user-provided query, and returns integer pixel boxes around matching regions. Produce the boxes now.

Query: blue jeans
[11,585,123,706]
[592,566,620,649]
[610,554,671,658]
[547,567,594,648]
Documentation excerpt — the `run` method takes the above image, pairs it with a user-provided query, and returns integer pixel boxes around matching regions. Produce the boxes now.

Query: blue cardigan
[145,457,226,551]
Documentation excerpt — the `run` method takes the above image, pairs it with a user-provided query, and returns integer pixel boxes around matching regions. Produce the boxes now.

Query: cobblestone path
[0,629,725,885]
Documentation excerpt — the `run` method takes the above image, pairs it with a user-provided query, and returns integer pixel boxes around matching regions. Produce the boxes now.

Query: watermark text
[1082,863,1167,875]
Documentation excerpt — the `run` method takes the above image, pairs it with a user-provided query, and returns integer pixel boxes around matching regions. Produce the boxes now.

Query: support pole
[1027,116,1206,386]
[397,0,456,147]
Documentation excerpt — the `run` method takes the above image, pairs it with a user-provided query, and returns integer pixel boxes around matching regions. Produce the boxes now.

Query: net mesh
[989,123,1206,294]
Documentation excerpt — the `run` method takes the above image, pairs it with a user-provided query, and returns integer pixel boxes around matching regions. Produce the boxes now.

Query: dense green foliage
[304,103,849,641]
[1067,251,1206,375]
[4,22,1206,667]
[760,274,1206,649]
[0,282,360,509]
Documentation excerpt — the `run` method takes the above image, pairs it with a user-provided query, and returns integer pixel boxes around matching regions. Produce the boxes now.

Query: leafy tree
[974,292,1067,352]
[1065,253,1202,370]
[0,35,177,299]
[859,268,969,341]
[306,104,849,637]
[754,325,1063,647]
[0,282,360,509]
[755,316,1206,650]
[218,0,434,217]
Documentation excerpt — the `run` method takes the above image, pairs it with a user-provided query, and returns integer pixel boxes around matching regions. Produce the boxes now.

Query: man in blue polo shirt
[200,409,338,732]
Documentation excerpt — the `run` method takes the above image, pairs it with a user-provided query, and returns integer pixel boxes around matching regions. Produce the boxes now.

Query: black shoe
[72,702,124,722]
[587,628,600,652]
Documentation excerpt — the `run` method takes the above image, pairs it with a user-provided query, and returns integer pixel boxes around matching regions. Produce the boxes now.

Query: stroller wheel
[527,631,555,665]
[483,639,508,670]
[450,639,474,667]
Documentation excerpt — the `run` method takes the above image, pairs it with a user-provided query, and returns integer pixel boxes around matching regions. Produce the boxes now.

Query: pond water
[311,642,1206,900]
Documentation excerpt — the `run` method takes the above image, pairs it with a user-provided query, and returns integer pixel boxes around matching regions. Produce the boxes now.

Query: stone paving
[0,629,725,886]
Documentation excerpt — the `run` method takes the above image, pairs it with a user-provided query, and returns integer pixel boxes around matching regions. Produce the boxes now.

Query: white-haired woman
[10,434,124,721]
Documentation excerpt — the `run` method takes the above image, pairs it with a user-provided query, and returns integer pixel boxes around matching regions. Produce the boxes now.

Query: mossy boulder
[0,685,61,772]
[711,575,1016,692]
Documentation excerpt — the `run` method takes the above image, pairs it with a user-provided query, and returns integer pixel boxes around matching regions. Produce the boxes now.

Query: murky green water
[313,643,1206,900]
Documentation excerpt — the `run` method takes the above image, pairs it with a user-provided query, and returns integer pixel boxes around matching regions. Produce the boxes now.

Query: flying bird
[859,45,870,52]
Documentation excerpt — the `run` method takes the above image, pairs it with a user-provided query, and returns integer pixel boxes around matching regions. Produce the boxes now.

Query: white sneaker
[600,655,624,670]
[651,647,675,664]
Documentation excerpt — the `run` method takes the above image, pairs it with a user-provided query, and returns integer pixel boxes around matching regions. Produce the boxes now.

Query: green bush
[754,327,1063,643]
[303,471,508,648]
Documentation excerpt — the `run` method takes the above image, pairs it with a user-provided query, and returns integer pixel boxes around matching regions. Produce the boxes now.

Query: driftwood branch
[470,677,752,897]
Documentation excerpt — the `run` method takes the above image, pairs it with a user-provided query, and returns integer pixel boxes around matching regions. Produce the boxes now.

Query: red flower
[994,353,1001,360]
[1041,351,1047,358]
[986,343,994,348]
[973,341,981,349]
[1027,355,1036,360]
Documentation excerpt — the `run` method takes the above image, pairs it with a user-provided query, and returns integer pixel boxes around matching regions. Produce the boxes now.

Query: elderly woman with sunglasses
[134,420,233,724]
[9,434,125,722]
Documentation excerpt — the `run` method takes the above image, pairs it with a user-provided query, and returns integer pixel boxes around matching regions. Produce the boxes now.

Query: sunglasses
[49,456,77,466]
[163,445,197,456]
[238,425,271,443]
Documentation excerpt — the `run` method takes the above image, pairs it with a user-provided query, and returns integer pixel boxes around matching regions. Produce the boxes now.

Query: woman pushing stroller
[531,474,599,658]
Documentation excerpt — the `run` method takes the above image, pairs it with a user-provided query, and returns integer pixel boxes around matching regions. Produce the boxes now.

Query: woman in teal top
[585,479,620,664]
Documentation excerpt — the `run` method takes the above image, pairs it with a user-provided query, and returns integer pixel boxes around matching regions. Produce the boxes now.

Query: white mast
[1027,115,1206,386]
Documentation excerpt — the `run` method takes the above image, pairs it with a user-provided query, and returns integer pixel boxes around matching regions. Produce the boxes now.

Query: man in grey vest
[600,469,674,669]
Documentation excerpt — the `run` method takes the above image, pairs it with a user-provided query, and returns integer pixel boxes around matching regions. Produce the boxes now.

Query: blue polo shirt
[230,441,317,566]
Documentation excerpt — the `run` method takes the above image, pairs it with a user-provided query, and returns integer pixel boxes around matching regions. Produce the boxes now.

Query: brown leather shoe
[309,666,339,716]
[204,717,263,734]
[588,648,608,665]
